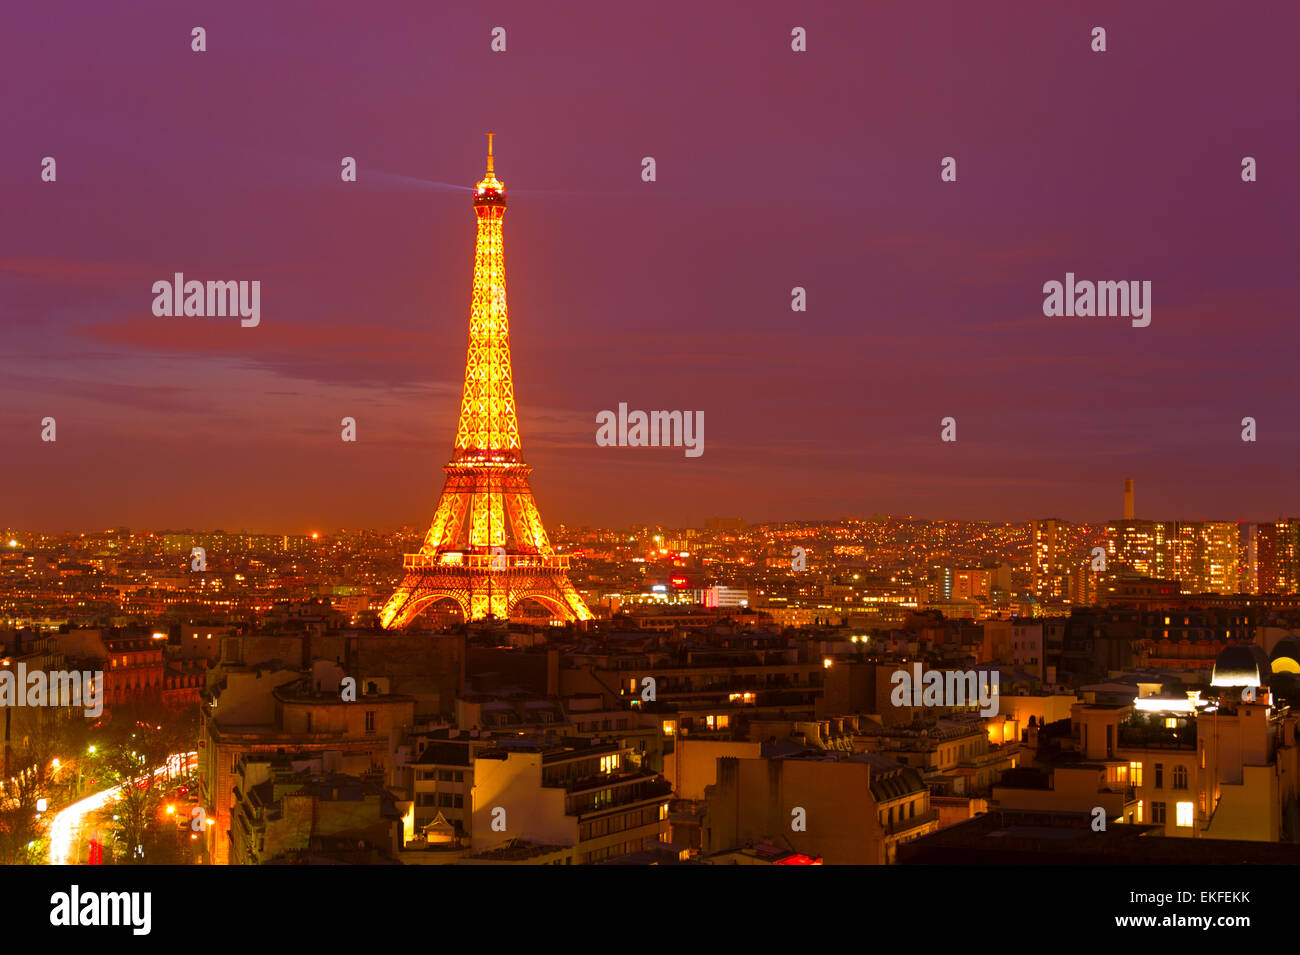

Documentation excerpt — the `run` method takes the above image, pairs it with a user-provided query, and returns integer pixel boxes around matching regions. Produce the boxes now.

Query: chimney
[1123,478,1134,520]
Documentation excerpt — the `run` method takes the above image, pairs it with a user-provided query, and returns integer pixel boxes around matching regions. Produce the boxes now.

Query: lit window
[1130,762,1143,787]
[1175,802,1193,827]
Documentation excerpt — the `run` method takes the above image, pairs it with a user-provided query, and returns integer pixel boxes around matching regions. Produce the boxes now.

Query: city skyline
[4,506,1297,538]
[3,1,1298,531]
[6,0,1300,902]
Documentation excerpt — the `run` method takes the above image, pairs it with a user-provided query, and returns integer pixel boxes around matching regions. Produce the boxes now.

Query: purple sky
[2,1,1297,533]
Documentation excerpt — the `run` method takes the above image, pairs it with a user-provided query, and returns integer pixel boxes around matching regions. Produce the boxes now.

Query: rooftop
[468,839,568,862]
[900,810,1300,864]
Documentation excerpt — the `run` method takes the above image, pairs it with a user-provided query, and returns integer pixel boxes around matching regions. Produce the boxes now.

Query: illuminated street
[49,753,196,865]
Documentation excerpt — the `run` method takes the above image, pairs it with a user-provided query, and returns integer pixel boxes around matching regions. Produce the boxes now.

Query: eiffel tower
[380,135,593,628]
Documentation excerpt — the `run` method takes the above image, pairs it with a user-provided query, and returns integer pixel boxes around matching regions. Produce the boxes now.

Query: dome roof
[1269,635,1300,674]
[1211,642,1270,688]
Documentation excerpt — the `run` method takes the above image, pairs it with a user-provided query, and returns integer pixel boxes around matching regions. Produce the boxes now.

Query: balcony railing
[1099,785,1138,800]
[566,776,672,816]
[562,769,659,796]
[884,809,939,836]
[1118,726,1196,751]
[402,552,570,572]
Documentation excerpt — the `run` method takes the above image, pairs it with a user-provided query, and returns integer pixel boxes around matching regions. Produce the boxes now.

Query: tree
[83,701,200,863]
[0,735,51,864]
[99,744,164,863]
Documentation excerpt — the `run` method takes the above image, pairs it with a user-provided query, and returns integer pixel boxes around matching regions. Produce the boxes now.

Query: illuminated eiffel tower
[381,135,593,628]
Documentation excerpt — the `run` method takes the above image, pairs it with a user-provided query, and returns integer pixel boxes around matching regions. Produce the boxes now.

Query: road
[49,752,196,865]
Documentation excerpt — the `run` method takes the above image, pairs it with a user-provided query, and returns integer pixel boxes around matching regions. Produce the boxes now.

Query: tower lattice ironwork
[381,135,593,628]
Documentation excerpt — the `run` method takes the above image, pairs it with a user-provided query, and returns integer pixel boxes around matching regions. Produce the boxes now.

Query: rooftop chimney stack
[1123,478,1134,520]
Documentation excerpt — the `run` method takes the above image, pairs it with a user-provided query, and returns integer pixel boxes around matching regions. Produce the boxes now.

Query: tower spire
[475,132,504,198]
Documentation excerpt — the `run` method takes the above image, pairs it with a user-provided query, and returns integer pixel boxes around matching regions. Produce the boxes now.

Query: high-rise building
[930,564,1011,603]
[381,136,592,627]
[1030,519,1072,599]
[1254,520,1300,595]
[1169,522,1238,595]
[1064,565,1096,606]
[1107,520,1165,578]
[1106,520,1239,594]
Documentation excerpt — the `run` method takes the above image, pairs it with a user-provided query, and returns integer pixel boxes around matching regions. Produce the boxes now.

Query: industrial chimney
[1123,478,1134,520]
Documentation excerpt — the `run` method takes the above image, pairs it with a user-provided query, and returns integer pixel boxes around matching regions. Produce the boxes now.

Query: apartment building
[467,736,670,864]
